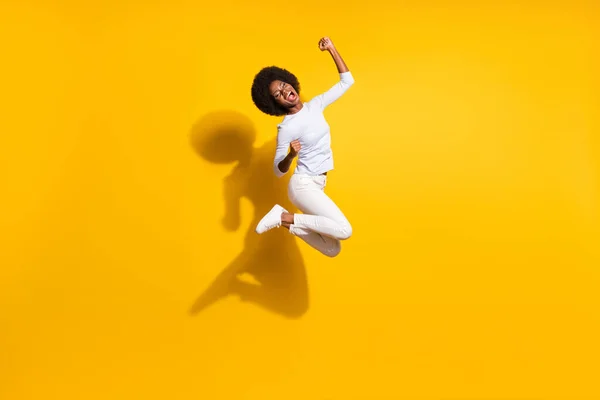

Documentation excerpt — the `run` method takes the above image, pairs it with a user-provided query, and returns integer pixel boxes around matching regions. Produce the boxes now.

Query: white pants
[287,173,352,257]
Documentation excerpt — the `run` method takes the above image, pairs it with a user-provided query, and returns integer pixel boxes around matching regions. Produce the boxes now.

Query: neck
[287,101,304,115]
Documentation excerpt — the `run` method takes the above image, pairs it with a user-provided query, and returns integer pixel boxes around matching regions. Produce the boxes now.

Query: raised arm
[319,36,349,73]
[315,37,355,109]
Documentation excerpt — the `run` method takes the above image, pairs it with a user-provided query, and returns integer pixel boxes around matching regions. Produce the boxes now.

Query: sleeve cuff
[340,71,354,84]
[274,164,286,178]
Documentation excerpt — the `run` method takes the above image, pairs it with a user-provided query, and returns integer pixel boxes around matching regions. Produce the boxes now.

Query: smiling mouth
[286,92,296,101]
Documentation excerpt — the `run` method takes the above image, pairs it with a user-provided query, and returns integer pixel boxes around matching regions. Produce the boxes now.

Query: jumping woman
[250,36,355,258]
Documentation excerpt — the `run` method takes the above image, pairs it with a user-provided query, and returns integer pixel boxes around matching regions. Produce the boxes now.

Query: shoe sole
[255,205,286,234]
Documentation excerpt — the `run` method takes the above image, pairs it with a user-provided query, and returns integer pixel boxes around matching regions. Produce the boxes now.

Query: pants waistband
[293,172,327,178]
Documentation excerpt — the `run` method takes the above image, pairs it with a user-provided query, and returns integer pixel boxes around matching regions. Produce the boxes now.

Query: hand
[289,140,301,157]
[318,36,335,52]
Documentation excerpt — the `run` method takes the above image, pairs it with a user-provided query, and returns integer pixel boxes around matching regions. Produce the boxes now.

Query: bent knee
[338,223,353,240]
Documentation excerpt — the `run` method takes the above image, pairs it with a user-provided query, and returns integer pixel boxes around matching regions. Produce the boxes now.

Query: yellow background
[1,0,599,399]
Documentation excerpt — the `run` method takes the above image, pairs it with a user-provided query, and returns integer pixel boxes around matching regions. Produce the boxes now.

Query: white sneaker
[255,204,287,234]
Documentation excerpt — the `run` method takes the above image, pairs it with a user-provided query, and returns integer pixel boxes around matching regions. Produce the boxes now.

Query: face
[269,80,299,108]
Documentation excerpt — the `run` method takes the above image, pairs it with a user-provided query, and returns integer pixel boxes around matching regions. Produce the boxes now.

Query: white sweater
[273,71,355,177]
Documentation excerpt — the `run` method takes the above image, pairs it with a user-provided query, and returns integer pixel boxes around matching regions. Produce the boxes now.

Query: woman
[250,36,355,258]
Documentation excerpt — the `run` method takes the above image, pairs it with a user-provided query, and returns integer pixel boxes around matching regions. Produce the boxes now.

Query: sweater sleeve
[313,71,355,110]
[273,126,290,178]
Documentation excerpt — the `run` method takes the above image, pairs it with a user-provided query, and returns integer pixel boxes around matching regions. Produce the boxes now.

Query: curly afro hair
[251,66,301,116]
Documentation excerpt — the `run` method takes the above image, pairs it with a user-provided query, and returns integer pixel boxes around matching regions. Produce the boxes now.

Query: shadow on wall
[188,110,309,319]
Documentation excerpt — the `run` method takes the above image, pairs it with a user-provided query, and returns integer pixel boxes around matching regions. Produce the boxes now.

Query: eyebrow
[271,82,285,96]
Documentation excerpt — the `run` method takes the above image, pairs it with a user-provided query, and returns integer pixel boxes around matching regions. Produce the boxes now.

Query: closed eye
[273,82,286,98]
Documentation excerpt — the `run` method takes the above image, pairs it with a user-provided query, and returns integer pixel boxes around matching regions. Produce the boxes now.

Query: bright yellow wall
[1,0,599,399]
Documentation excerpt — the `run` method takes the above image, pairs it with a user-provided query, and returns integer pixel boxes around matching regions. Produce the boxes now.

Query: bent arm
[277,152,296,177]
[328,46,349,74]
[317,46,355,109]
[273,130,291,178]
[319,71,355,109]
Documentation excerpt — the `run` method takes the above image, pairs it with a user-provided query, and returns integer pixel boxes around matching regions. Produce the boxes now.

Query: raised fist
[289,139,301,156]
[318,36,335,52]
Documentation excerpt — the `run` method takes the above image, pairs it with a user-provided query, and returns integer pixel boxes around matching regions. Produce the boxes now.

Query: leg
[277,213,340,257]
[282,211,351,240]
[287,175,352,241]
[286,224,341,257]
[256,207,344,257]
[254,175,351,257]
